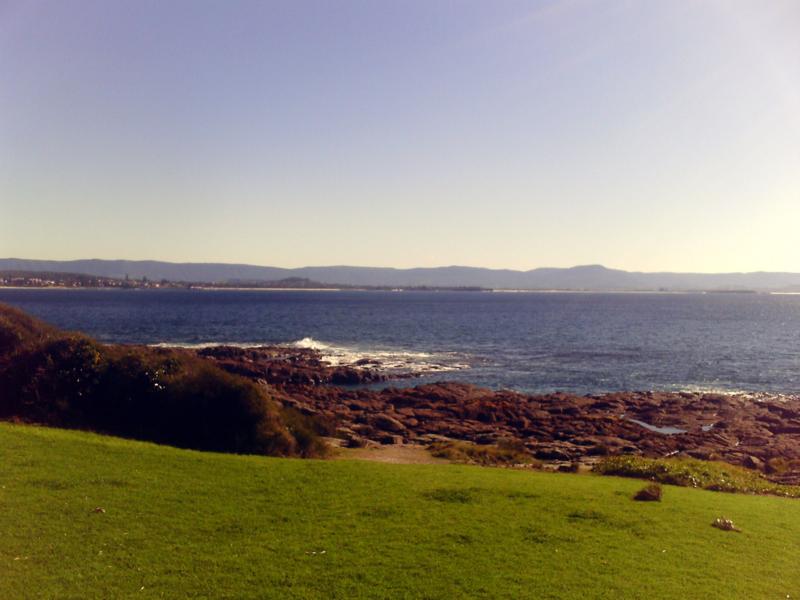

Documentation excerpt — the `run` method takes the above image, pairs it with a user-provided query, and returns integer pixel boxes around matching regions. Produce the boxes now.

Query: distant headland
[2,258,800,292]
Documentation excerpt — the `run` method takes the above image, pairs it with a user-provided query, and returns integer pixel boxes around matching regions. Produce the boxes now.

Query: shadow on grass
[443,533,475,545]
[521,525,576,545]
[568,509,612,523]
[87,477,130,488]
[422,487,482,504]
[566,508,656,539]
[358,507,397,519]
[506,491,540,500]
[26,478,74,491]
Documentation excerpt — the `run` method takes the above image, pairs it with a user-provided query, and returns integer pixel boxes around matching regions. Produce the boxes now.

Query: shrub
[0,334,105,421]
[633,483,662,501]
[277,407,330,458]
[0,303,326,457]
[765,457,800,475]
[0,304,57,358]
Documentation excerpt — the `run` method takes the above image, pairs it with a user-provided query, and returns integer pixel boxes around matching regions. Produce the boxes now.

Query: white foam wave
[681,387,799,403]
[291,337,333,351]
[288,337,469,374]
[150,341,266,350]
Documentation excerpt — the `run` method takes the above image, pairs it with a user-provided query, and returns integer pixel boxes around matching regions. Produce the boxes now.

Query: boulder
[371,414,406,433]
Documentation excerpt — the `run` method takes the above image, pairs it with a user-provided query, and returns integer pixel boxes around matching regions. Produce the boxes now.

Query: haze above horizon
[2,1,798,272]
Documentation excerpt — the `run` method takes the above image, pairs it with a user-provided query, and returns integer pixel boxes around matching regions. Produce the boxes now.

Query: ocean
[1,288,799,395]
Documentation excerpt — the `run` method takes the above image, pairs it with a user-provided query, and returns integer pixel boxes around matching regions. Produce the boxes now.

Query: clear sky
[1,0,798,272]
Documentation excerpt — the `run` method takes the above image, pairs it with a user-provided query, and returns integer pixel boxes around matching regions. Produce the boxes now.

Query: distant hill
[2,258,800,291]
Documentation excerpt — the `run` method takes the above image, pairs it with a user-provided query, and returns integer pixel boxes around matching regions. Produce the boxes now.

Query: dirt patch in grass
[335,444,449,464]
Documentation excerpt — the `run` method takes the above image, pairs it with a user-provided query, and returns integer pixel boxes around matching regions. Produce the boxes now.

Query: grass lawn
[1,423,799,599]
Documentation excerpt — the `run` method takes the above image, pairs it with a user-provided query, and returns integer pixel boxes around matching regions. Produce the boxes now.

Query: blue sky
[1,0,798,271]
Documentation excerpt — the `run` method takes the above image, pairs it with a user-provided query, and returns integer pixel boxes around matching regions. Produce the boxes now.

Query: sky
[1,0,799,272]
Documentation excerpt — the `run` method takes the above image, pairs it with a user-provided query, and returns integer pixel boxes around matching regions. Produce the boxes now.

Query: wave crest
[287,337,469,374]
[290,337,332,351]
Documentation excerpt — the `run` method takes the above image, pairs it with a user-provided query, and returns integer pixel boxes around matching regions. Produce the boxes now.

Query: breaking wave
[151,341,250,349]
[289,337,470,374]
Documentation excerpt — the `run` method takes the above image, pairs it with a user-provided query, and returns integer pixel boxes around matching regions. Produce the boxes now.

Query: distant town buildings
[0,272,176,289]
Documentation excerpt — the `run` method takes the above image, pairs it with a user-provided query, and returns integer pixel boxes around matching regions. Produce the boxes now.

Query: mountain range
[2,258,800,291]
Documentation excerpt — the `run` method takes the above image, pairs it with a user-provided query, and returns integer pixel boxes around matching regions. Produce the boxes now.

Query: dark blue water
[2,288,799,395]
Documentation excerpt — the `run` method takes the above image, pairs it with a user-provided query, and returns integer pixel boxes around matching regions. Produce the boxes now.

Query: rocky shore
[197,345,392,386]
[199,345,800,484]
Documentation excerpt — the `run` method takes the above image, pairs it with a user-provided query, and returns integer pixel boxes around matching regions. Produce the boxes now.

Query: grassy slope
[1,423,799,599]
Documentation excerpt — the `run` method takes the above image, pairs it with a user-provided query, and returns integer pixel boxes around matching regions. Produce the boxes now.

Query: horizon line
[2,257,799,276]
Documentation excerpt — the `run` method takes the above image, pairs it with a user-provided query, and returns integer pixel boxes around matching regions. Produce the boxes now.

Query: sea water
[2,288,799,395]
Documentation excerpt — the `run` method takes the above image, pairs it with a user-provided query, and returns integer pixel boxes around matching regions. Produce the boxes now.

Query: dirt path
[332,443,450,465]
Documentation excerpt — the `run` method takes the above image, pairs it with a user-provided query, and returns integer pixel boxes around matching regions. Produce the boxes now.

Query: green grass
[2,423,800,599]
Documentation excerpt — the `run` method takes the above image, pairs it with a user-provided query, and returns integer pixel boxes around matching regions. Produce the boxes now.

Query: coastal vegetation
[0,303,325,457]
[595,455,800,498]
[428,438,539,467]
[3,422,800,599]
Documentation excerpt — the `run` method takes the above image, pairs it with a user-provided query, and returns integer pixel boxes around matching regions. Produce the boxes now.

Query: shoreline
[2,298,799,481]
[1,285,790,294]
[197,344,800,483]
[149,342,799,399]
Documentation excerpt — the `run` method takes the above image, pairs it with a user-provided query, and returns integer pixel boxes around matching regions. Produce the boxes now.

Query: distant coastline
[4,258,800,293]
[2,284,774,294]
[0,272,489,293]
[1,282,776,295]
